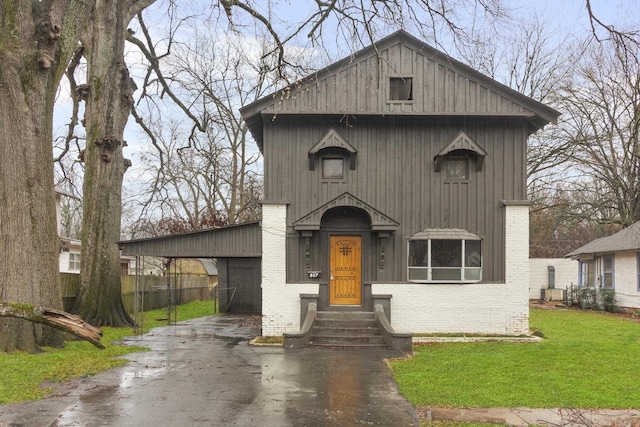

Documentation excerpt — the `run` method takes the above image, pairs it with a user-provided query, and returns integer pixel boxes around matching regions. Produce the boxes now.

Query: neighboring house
[240,30,559,336]
[529,258,578,300]
[566,222,640,309]
[56,189,134,276]
[56,189,82,274]
[59,237,82,274]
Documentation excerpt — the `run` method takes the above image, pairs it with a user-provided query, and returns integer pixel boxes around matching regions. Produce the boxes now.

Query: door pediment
[292,192,399,232]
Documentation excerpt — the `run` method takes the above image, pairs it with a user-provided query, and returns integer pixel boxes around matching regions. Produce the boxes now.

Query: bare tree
[126,18,290,234]
[557,37,640,227]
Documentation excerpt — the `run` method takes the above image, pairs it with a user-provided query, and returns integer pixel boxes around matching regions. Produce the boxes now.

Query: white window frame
[68,252,81,271]
[637,253,640,292]
[407,238,482,283]
[579,260,593,287]
[601,254,614,289]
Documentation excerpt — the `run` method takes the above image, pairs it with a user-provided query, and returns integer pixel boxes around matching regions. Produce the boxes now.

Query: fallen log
[0,302,104,349]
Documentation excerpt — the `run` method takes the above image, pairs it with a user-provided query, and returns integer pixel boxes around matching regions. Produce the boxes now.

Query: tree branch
[0,302,104,349]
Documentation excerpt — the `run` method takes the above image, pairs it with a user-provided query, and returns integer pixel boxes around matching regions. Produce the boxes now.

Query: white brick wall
[261,203,319,335]
[262,203,533,335]
[373,204,531,335]
[503,204,530,334]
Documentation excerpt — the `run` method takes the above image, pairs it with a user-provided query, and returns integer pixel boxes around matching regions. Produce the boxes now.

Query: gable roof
[565,222,640,258]
[240,30,561,150]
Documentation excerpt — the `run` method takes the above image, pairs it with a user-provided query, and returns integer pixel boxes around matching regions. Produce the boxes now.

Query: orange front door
[329,235,362,305]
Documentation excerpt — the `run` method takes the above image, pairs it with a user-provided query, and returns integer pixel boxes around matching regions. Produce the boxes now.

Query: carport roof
[118,222,261,258]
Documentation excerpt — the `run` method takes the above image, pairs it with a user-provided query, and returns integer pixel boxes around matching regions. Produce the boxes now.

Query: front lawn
[0,300,214,404]
[390,308,640,409]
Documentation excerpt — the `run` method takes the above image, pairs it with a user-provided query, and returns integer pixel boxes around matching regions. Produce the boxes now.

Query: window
[446,157,469,180]
[602,254,614,289]
[389,77,413,101]
[322,157,344,179]
[68,252,81,271]
[637,254,640,291]
[579,260,595,287]
[408,237,482,283]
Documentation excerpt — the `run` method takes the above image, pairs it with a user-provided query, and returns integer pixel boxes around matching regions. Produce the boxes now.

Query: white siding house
[566,222,640,309]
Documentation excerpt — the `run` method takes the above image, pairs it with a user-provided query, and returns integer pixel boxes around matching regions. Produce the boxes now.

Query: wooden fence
[60,273,215,313]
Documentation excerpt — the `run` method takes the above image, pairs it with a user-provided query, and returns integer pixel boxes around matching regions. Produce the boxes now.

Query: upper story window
[446,157,470,180]
[435,132,487,177]
[308,129,357,175]
[389,77,413,101]
[322,157,344,180]
[68,252,81,271]
[408,228,482,283]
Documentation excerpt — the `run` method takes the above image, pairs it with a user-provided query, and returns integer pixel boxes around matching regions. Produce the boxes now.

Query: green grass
[0,300,215,404]
[390,308,640,409]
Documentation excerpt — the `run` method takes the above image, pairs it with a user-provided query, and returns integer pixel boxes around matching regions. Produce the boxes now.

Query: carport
[118,222,262,321]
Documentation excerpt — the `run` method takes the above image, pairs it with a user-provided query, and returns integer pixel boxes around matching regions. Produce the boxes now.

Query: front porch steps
[309,311,386,348]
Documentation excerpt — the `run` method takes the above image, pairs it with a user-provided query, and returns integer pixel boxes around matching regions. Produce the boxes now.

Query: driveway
[0,315,419,426]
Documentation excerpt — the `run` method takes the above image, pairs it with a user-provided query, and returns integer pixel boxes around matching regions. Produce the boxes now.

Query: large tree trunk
[0,1,94,353]
[73,0,154,326]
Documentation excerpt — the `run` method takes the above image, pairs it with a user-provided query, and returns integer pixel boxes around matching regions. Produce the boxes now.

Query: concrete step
[309,310,387,348]
[311,334,386,345]
[315,318,377,328]
[313,326,381,336]
[310,341,387,348]
[317,311,375,320]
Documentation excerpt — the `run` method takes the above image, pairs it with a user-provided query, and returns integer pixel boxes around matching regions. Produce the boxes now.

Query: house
[239,30,560,338]
[56,189,135,276]
[529,258,578,301]
[566,221,640,309]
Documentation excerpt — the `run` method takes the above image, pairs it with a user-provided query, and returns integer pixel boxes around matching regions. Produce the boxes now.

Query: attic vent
[389,77,413,101]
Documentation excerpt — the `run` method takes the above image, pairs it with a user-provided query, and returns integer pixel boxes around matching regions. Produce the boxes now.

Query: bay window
[408,229,482,283]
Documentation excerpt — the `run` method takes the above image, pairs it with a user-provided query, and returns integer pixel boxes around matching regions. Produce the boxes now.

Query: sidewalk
[421,406,640,426]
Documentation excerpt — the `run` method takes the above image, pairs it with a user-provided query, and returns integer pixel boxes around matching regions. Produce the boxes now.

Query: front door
[329,235,362,305]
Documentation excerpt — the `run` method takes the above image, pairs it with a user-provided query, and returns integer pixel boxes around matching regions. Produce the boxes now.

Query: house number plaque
[308,271,321,279]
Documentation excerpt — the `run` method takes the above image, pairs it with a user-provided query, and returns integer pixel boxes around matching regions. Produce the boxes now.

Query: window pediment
[434,132,487,172]
[308,129,357,171]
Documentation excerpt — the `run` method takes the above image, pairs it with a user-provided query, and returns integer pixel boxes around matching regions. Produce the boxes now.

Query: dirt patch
[239,315,261,328]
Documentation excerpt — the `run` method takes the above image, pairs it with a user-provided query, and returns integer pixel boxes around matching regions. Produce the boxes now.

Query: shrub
[577,287,596,309]
[599,289,616,312]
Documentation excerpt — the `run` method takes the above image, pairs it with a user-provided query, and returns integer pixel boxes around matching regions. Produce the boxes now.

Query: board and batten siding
[264,116,529,284]
[119,222,262,258]
[258,40,536,119]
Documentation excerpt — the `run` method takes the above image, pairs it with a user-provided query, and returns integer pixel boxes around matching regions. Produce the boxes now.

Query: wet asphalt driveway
[0,315,419,426]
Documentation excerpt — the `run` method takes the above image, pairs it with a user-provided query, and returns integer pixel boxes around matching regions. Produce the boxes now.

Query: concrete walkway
[0,315,418,427]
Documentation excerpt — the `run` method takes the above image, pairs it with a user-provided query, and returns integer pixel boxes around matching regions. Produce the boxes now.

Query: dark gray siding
[241,31,559,144]
[217,258,261,313]
[265,116,529,283]
[118,222,261,258]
